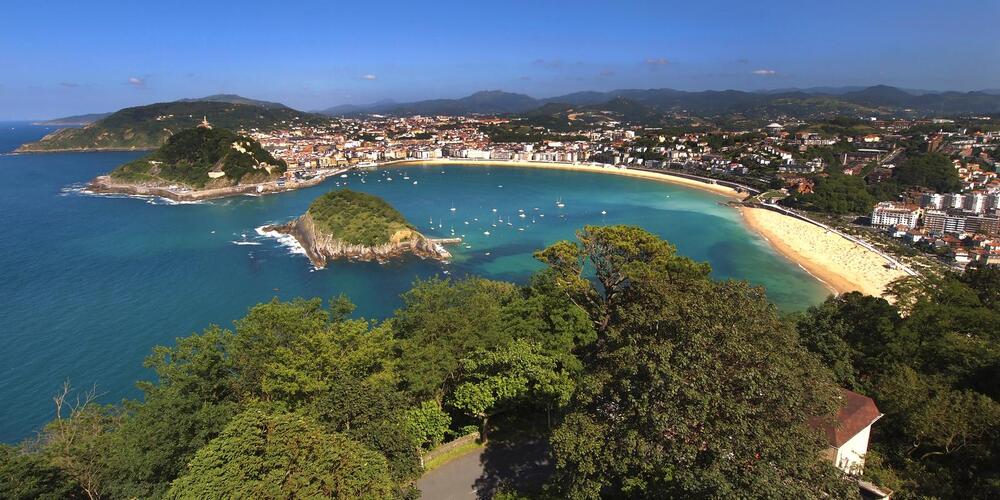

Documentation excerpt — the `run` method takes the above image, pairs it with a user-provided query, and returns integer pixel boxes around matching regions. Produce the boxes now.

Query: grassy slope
[307,190,415,246]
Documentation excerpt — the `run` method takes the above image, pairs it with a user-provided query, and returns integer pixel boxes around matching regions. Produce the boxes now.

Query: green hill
[109,127,286,188]
[307,190,415,247]
[17,100,324,152]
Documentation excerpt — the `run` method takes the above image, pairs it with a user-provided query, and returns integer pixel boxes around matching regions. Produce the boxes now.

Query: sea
[0,122,830,442]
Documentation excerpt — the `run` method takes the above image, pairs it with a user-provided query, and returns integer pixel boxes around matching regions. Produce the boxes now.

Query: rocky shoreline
[87,170,342,202]
[264,212,453,267]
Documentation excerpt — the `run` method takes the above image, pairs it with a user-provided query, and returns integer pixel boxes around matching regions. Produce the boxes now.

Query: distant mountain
[33,112,111,126]
[18,100,324,152]
[175,94,290,110]
[322,85,1000,120]
[321,91,540,116]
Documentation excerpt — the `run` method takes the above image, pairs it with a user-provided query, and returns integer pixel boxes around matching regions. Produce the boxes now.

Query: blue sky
[1,0,998,119]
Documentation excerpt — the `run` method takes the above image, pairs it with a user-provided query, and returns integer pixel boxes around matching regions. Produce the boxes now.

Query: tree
[393,277,521,400]
[167,408,394,499]
[0,445,79,500]
[538,227,850,498]
[400,401,451,451]
[789,173,876,214]
[893,152,962,192]
[799,273,1000,498]
[450,339,574,442]
[37,383,118,500]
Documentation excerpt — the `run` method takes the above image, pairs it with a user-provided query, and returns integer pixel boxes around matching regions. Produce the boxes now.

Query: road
[416,447,485,500]
[416,440,551,500]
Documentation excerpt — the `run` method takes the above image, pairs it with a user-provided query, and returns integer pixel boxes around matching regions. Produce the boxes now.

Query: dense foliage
[18,101,325,151]
[110,127,286,188]
[795,267,1000,498]
[788,173,876,214]
[892,152,963,193]
[306,189,417,247]
[5,226,991,498]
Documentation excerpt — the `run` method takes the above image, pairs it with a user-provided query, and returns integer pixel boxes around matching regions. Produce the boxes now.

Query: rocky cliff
[267,212,451,267]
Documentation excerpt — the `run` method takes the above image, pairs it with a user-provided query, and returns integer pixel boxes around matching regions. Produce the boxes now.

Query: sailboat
[556,198,565,208]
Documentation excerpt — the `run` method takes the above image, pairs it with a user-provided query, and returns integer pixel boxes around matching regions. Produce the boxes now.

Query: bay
[0,122,829,442]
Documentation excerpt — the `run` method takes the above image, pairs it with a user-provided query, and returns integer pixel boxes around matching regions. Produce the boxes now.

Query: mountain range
[19,85,1000,152]
[319,85,1000,118]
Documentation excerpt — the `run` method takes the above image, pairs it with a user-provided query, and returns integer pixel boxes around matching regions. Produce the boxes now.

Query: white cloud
[361,74,377,81]
[128,76,145,87]
[752,69,777,76]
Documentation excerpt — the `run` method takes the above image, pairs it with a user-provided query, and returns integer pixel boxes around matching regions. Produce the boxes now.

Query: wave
[231,241,263,246]
[255,225,307,257]
[59,183,207,205]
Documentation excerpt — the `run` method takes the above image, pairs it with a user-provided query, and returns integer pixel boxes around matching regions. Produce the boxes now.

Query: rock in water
[265,189,452,267]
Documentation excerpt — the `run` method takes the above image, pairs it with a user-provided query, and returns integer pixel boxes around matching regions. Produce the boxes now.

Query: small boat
[450,205,457,212]
[340,174,348,178]
[413,181,418,185]
[491,208,497,213]
[518,213,526,218]
[483,231,491,236]
[518,228,525,231]
[601,210,607,215]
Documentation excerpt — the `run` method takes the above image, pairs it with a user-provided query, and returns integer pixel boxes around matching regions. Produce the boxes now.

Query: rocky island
[87,124,303,201]
[265,190,454,266]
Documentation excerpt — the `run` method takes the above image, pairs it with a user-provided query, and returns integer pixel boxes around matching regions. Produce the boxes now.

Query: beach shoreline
[740,206,907,298]
[384,159,750,200]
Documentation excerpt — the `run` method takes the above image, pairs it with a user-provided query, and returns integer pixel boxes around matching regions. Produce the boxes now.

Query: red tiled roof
[810,389,882,448]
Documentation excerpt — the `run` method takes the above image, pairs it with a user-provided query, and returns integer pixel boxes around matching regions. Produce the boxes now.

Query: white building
[919,193,944,210]
[871,202,920,229]
[812,389,883,476]
[963,193,988,214]
[945,193,965,210]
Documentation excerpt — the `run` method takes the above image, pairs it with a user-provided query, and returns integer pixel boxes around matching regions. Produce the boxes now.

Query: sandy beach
[740,207,907,298]
[387,159,749,200]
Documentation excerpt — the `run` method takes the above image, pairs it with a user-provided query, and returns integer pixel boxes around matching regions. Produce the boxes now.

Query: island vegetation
[0,226,996,499]
[307,189,415,247]
[104,127,286,189]
[266,190,452,266]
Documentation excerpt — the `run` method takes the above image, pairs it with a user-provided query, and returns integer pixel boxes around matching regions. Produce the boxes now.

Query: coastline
[740,206,907,298]
[86,168,347,202]
[385,159,749,200]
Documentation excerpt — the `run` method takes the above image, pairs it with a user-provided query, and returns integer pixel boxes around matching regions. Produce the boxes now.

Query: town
[244,111,1000,271]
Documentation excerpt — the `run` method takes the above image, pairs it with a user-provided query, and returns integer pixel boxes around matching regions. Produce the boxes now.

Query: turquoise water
[0,122,830,442]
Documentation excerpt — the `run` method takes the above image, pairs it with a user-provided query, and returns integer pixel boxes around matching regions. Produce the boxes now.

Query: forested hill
[108,127,286,188]
[17,100,324,152]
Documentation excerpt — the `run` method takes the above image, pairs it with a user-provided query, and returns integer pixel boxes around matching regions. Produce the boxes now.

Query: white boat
[340,174,348,178]
[601,210,607,215]
[483,231,491,236]
[413,181,418,185]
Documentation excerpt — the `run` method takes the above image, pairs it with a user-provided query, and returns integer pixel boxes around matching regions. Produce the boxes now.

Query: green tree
[789,173,876,214]
[538,227,850,498]
[167,408,394,499]
[0,445,79,500]
[893,152,962,192]
[394,277,521,400]
[450,339,574,441]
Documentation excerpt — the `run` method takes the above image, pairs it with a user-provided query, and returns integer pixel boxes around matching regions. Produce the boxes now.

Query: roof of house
[811,389,882,448]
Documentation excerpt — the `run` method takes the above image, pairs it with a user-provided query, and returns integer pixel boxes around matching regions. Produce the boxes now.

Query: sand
[387,159,748,199]
[740,207,908,298]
